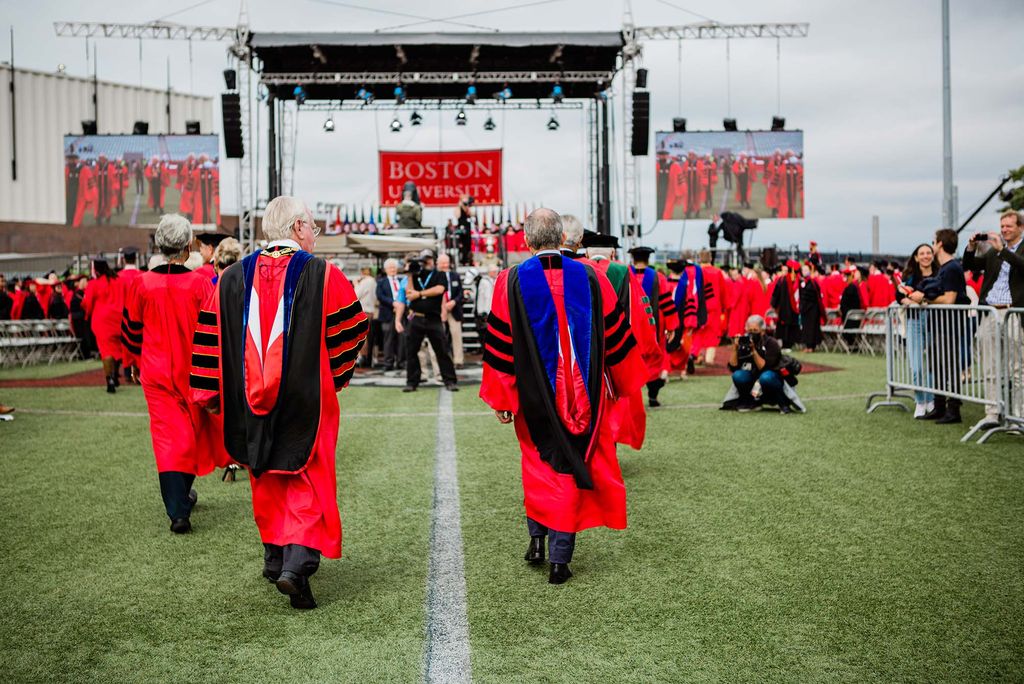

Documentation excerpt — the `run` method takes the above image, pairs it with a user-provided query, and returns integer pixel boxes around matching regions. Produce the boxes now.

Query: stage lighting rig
[394,84,406,105]
[547,113,559,131]
[390,115,403,133]
[456,107,467,125]
[410,111,423,126]
[323,116,335,132]
[356,86,374,104]
[484,116,496,131]
[465,84,477,104]
[293,85,307,105]
[495,84,512,101]
[723,118,738,131]
[550,83,564,103]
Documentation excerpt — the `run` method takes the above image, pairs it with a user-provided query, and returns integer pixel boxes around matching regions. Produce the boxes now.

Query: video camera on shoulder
[406,258,422,275]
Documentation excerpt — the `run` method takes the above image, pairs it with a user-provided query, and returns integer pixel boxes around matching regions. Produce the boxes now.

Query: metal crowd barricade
[978,307,1024,443]
[0,319,80,368]
[866,303,1005,443]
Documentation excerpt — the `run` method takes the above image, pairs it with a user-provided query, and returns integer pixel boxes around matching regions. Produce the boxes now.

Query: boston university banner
[379,149,503,206]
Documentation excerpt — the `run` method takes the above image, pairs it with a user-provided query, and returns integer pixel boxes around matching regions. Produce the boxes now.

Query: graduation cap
[581,230,620,249]
[628,246,655,262]
[196,233,229,247]
[666,259,686,274]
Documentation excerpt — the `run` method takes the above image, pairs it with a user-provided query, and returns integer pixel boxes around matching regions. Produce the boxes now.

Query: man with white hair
[190,196,368,609]
[121,213,229,534]
[375,257,402,370]
[559,214,585,260]
[480,208,646,585]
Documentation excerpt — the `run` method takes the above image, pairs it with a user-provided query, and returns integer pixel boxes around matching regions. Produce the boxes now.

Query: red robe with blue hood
[190,244,367,558]
[480,252,646,533]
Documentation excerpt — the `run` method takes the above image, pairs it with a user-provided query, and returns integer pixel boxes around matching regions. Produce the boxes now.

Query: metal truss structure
[53,21,238,41]
[260,70,615,87]
[634,22,810,41]
[296,100,584,112]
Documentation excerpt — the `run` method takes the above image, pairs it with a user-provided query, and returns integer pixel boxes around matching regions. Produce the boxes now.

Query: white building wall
[0,65,214,224]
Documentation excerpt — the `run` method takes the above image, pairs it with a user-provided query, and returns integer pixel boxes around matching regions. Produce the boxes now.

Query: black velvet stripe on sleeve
[606,334,637,366]
[326,318,368,348]
[197,310,217,326]
[485,334,513,357]
[334,367,355,389]
[191,353,218,369]
[120,321,143,344]
[326,301,363,328]
[604,309,624,328]
[605,318,628,350]
[330,346,360,370]
[121,338,142,356]
[486,313,511,337]
[189,373,219,391]
[122,308,143,331]
[482,348,515,375]
[193,331,218,347]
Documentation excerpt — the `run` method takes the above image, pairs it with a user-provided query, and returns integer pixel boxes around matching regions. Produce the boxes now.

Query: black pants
[527,518,576,564]
[646,378,665,401]
[158,471,196,520]
[405,315,457,386]
[264,543,321,578]
[380,319,399,367]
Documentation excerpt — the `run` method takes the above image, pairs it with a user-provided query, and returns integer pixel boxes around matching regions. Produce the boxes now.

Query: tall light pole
[941,0,954,228]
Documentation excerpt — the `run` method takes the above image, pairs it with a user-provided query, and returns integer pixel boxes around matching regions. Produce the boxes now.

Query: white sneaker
[926,401,935,413]
[913,403,927,418]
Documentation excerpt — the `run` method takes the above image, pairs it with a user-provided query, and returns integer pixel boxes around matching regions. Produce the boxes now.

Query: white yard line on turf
[422,389,473,683]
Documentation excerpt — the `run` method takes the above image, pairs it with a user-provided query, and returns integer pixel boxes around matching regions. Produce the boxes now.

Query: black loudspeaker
[221,93,244,159]
[223,69,237,91]
[723,118,738,132]
[185,120,201,135]
[760,247,778,269]
[132,121,149,135]
[771,116,786,131]
[631,91,650,156]
[81,120,97,135]
[635,68,648,89]
[672,117,686,133]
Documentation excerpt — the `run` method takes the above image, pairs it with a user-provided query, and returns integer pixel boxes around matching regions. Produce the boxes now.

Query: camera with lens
[465,196,475,206]
[406,258,422,275]
[736,334,753,357]
[973,232,988,242]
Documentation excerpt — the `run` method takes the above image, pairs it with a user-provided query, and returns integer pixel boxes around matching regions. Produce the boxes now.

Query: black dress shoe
[444,383,459,392]
[276,571,317,609]
[548,563,572,585]
[402,385,417,393]
[262,567,281,583]
[289,586,317,610]
[169,517,192,534]
[524,536,545,564]
[921,406,945,420]
[648,398,661,408]
[106,376,117,394]
[686,356,696,375]
[935,411,962,425]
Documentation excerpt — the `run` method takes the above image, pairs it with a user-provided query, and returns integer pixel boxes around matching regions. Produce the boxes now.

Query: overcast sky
[3,0,1023,254]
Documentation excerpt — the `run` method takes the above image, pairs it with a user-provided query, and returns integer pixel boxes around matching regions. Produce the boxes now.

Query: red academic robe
[681,159,704,214]
[83,275,124,359]
[701,160,718,205]
[117,268,143,362]
[145,161,170,210]
[93,161,119,221]
[190,251,368,558]
[822,272,845,309]
[727,275,752,337]
[692,263,727,356]
[188,166,220,225]
[866,273,895,309]
[68,163,97,228]
[662,161,685,219]
[122,265,228,475]
[733,159,757,204]
[195,263,216,282]
[480,255,646,533]
[591,258,662,451]
[178,162,197,215]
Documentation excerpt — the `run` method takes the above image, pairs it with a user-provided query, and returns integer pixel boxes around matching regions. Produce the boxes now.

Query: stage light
[723,118,738,131]
[550,83,564,103]
[223,69,237,91]
[410,111,423,126]
[185,120,201,135]
[132,121,149,135]
[636,68,648,89]
[771,116,786,131]
[546,114,559,131]
[495,84,512,101]
[465,84,477,104]
[57,64,66,75]
[356,86,374,104]
[293,85,307,105]
[394,84,406,105]
[323,116,335,133]
[81,120,97,135]
[456,108,467,126]
[672,117,686,133]
[390,115,403,133]
[483,116,496,131]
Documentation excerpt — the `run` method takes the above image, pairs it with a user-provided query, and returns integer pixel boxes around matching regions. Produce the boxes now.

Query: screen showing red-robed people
[655,130,804,221]
[63,134,221,228]
[379,149,503,207]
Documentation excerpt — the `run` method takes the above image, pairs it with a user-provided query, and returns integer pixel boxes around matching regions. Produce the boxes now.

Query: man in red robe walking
[628,246,679,406]
[692,249,727,367]
[480,209,646,584]
[190,196,368,609]
[122,214,229,533]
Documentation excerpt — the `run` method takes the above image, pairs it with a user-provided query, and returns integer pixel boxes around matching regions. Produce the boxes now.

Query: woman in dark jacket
[798,262,825,351]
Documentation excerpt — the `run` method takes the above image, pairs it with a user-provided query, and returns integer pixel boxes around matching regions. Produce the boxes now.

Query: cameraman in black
[403,250,459,393]
[455,195,475,265]
[723,314,790,413]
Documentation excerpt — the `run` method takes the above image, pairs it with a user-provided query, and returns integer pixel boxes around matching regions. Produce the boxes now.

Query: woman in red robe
[122,214,228,533]
[480,209,646,585]
[83,259,124,392]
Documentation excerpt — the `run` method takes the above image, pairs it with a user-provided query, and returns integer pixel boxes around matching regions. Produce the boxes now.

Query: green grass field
[1,353,1022,682]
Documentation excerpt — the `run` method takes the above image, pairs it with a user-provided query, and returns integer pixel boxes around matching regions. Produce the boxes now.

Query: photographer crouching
[722,314,794,414]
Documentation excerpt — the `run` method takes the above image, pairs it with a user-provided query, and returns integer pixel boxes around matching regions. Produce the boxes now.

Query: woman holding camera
[895,243,936,418]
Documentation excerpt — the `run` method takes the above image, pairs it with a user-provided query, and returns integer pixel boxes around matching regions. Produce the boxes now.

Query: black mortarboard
[628,246,655,262]
[581,230,620,249]
[666,259,686,274]
[196,233,229,247]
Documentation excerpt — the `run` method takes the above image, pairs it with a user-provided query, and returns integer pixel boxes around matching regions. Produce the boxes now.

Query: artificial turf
[1,352,1022,682]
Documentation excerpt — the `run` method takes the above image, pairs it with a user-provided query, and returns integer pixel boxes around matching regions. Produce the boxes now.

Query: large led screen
[655,130,804,220]
[63,135,220,227]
